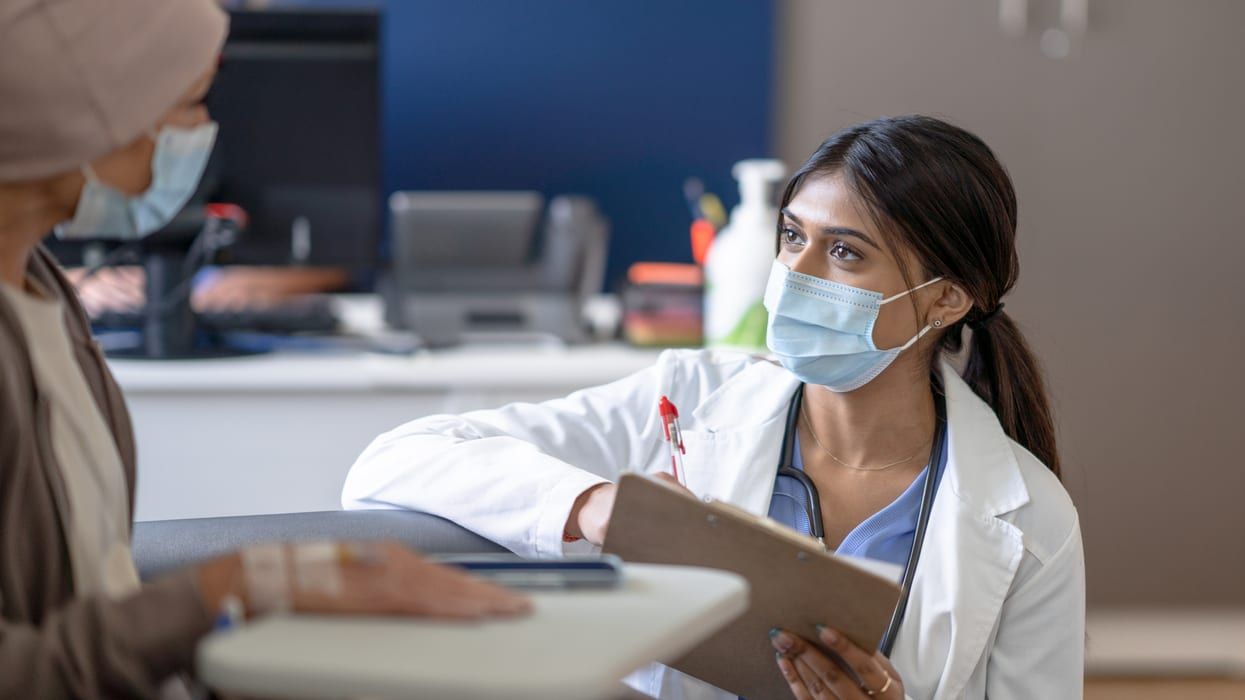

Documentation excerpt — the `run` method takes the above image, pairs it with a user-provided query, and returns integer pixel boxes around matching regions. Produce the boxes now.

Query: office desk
[198,563,748,700]
[111,343,661,521]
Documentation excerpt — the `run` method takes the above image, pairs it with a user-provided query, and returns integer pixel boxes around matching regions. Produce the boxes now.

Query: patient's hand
[293,541,531,619]
[196,540,532,621]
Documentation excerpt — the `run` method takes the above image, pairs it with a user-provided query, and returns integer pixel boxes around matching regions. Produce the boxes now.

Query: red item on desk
[690,218,716,266]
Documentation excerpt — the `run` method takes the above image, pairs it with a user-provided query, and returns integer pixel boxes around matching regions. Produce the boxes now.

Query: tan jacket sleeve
[0,572,214,699]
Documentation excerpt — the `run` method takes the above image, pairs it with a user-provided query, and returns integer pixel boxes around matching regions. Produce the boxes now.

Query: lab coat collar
[690,356,1030,519]
[690,356,800,432]
[935,360,1030,518]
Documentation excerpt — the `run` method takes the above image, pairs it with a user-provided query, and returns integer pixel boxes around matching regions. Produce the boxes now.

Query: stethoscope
[774,385,947,657]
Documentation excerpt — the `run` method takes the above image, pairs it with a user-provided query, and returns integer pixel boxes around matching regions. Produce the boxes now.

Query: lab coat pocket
[676,430,713,495]
[680,426,782,516]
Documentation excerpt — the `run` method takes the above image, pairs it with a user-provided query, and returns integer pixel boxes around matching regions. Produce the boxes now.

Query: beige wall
[775,0,1245,606]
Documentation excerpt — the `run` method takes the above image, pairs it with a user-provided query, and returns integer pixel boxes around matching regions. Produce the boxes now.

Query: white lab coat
[343,349,1085,700]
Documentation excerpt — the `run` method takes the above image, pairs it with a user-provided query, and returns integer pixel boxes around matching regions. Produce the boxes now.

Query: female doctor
[343,115,1085,699]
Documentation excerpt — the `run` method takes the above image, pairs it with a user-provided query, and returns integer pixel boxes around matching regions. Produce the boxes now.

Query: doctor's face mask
[763,175,946,392]
[764,260,942,392]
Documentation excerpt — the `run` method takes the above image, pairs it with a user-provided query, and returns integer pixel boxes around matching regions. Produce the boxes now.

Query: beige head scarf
[0,0,228,183]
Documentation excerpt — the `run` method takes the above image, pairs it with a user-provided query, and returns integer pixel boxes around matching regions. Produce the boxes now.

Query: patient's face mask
[763,260,943,392]
[55,122,218,240]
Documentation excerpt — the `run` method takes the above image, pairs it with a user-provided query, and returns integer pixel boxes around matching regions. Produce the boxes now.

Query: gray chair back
[133,510,506,580]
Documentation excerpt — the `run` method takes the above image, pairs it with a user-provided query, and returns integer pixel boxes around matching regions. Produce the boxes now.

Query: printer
[382,191,609,347]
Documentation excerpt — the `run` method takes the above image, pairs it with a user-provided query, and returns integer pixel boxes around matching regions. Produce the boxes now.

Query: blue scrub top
[767,429,948,571]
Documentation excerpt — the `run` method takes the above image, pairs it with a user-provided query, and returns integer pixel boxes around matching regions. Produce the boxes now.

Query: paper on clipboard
[602,473,902,699]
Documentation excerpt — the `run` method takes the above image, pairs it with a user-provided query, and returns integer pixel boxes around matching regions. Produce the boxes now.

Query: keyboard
[92,297,340,335]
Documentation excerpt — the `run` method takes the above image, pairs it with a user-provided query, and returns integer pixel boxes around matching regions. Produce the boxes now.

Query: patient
[0,2,527,698]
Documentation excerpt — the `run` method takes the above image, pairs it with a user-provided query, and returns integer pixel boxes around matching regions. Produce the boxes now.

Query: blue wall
[276,0,775,288]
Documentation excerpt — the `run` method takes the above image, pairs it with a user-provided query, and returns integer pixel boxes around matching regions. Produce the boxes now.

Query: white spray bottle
[703,158,786,350]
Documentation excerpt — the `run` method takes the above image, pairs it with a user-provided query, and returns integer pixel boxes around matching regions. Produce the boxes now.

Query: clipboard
[602,473,902,699]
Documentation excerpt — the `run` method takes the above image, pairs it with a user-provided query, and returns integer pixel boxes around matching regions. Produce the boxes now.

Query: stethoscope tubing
[777,385,947,657]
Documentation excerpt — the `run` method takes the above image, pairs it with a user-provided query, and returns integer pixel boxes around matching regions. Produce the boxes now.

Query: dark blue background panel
[263,0,775,288]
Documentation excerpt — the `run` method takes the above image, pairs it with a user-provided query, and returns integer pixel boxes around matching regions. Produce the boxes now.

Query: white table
[197,563,748,700]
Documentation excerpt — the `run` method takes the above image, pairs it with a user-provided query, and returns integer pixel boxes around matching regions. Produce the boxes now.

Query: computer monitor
[205,8,382,270]
[43,8,383,273]
[41,9,383,358]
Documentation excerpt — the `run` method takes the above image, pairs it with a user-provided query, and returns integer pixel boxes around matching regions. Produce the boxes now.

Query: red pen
[658,396,687,486]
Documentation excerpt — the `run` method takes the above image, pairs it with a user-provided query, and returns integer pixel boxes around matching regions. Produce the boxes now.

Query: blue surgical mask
[763,260,943,392]
[55,122,218,240]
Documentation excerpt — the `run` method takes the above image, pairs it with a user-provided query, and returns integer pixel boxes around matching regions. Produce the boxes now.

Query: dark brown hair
[780,115,1060,478]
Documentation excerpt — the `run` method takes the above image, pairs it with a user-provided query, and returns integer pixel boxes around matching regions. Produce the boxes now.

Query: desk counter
[112,344,661,521]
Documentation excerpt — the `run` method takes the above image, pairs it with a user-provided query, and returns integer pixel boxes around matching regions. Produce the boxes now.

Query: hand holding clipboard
[602,473,902,699]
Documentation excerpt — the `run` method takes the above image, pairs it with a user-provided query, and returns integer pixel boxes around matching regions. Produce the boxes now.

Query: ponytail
[960,311,1061,479]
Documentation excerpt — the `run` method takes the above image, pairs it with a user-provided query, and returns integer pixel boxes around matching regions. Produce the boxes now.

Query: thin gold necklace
[799,402,930,472]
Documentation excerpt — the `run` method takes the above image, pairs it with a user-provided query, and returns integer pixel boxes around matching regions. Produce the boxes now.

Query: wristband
[292,541,344,598]
[241,543,291,615]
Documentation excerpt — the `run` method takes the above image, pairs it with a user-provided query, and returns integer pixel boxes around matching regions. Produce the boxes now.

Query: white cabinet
[113,345,661,521]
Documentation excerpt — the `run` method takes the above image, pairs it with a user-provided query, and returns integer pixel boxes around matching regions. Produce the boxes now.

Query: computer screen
[204,8,382,270]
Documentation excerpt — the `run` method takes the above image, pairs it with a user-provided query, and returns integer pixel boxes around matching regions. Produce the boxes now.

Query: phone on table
[434,554,624,590]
